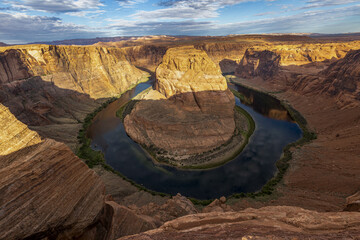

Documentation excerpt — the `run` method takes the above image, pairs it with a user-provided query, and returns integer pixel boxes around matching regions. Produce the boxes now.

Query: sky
[0,0,360,44]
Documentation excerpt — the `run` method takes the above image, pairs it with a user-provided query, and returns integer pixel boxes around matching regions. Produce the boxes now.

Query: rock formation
[0,138,106,240]
[155,46,228,98]
[120,206,360,239]
[124,90,235,157]
[0,45,147,99]
[293,49,360,108]
[0,103,42,155]
[235,49,281,80]
[124,46,236,165]
[0,45,148,150]
[344,191,360,212]
[123,45,168,72]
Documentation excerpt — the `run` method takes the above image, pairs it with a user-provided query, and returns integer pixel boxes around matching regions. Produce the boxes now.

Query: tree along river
[88,81,302,199]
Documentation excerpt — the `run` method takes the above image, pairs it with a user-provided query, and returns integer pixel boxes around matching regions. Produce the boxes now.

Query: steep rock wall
[0,138,106,240]
[155,46,227,98]
[0,45,147,99]
[0,103,42,155]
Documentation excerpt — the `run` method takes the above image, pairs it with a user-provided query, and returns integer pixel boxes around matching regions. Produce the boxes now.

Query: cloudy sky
[1,0,360,44]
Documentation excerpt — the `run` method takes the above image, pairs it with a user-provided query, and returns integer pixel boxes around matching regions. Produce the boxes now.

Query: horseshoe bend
[1,15,360,240]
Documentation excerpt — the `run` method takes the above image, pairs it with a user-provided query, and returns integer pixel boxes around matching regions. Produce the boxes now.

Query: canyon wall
[0,105,106,239]
[293,49,360,108]
[155,46,227,98]
[0,45,148,149]
[235,49,281,80]
[123,45,168,72]
[0,103,42,155]
[0,45,147,99]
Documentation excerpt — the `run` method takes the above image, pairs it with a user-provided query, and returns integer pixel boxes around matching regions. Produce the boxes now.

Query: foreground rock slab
[119,206,360,240]
[0,139,105,240]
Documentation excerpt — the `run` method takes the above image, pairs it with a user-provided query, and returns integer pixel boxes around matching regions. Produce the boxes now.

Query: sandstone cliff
[0,44,148,149]
[236,49,281,80]
[124,46,235,164]
[293,49,360,108]
[124,90,235,157]
[0,103,42,155]
[120,206,360,239]
[155,46,227,98]
[0,139,106,240]
[123,45,168,72]
[0,45,147,99]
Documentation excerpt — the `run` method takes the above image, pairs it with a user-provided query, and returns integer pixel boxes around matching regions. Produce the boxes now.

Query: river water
[88,82,302,199]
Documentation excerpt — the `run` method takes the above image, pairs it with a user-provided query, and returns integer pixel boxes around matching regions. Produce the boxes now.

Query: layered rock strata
[235,49,281,80]
[124,46,237,166]
[0,103,42,155]
[124,90,235,157]
[155,46,227,98]
[0,45,147,99]
[0,139,106,240]
[293,49,360,108]
[120,206,360,240]
[0,45,147,149]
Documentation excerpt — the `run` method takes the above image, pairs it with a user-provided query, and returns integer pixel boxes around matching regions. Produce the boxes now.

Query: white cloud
[132,0,256,20]
[7,0,103,13]
[107,4,360,35]
[66,9,105,18]
[302,0,360,9]
[116,0,147,8]
[0,12,103,43]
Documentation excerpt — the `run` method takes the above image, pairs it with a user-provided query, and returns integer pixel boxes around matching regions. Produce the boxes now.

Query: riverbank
[78,79,315,206]
[224,76,360,212]
[118,93,255,170]
[226,76,317,201]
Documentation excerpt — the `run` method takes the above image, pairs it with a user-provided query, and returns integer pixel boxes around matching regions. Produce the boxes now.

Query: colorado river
[88,81,302,199]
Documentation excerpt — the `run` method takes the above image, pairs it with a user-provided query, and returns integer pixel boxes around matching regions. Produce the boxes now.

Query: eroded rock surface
[0,103,42,155]
[236,49,281,80]
[0,139,106,240]
[124,90,235,157]
[124,46,236,164]
[0,45,147,99]
[155,46,227,98]
[0,45,147,150]
[344,191,360,212]
[119,206,360,240]
[293,49,360,108]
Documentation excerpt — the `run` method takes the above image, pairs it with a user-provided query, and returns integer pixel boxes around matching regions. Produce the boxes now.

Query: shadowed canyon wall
[0,45,148,149]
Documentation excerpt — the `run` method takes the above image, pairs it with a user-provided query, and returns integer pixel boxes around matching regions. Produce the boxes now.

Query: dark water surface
[89,82,302,199]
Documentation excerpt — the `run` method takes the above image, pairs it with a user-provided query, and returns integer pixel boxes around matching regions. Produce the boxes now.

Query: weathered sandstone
[236,49,281,80]
[0,139,106,240]
[293,49,360,108]
[155,46,227,98]
[124,90,235,157]
[0,45,147,149]
[0,103,42,155]
[124,47,235,161]
[0,45,147,99]
[344,191,360,212]
[119,206,360,239]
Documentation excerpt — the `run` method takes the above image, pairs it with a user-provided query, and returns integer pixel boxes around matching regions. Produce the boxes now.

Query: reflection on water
[89,81,302,199]
[228,83,293,122]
